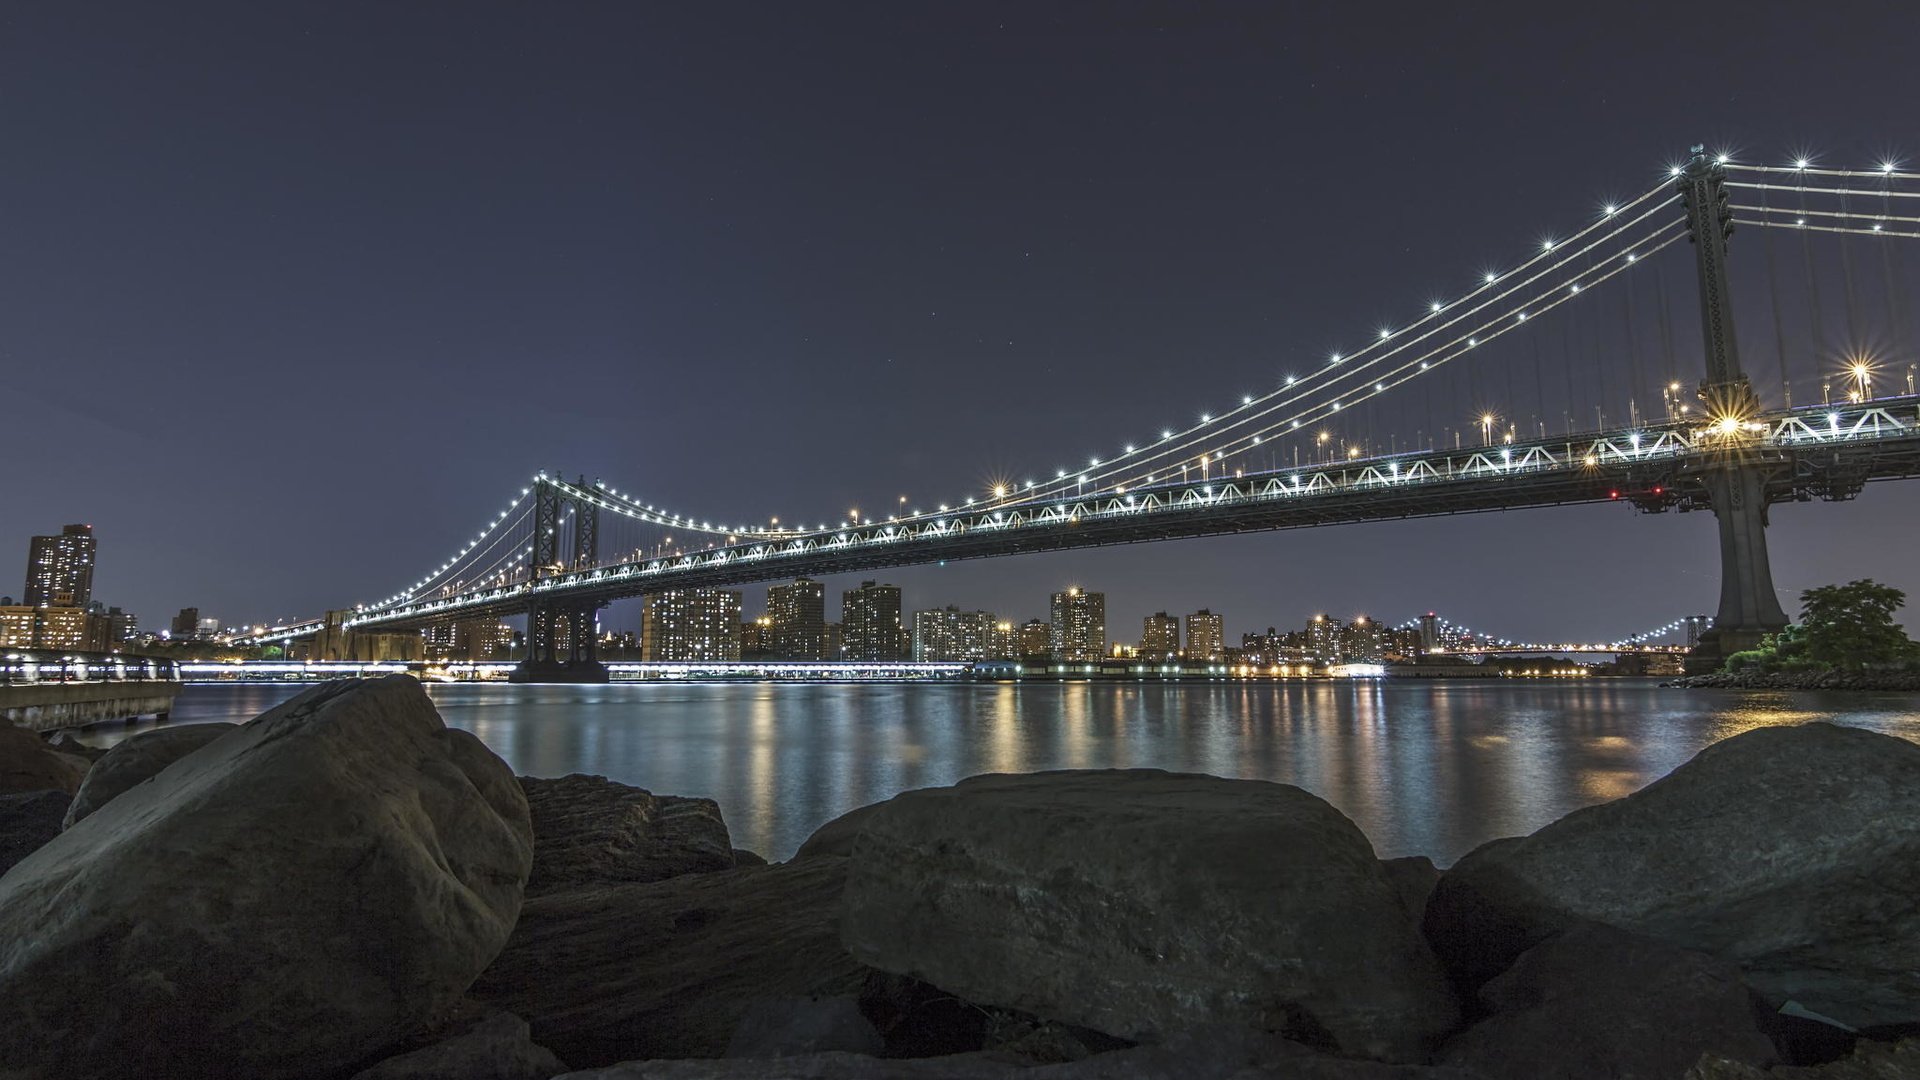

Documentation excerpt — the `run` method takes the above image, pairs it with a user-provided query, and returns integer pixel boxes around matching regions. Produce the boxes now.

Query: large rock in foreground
[62,721,236,827]
[0,722,85,795]
[840,770,1460,1063]
[520,773,736,894]
[1424,722,1920,1029]
[473,856,869,1066]
[0,676,534,1080]
[1436,924,1777,1079]
[0,790,68,878]
[1689,1037,1920,1078]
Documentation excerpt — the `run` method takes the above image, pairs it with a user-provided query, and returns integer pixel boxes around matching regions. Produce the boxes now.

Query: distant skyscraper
[766,579,826,660]
[1050,587,1106,661]
[1308,614,1345,663]
[643,588,744,661]
[1017,618,1052,658]
[1139,612,1180,660]
[1185,609,1224,661]
[170,607,200,640]
[913,605,997,661]
[741,617,773,660]
[1343,615,1386,663]
[106,606,137,643]
[24,524,95,608]
[841,581,904,661]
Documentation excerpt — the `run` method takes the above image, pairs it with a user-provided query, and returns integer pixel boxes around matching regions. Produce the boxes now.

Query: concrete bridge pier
[1693,464,1791,666]
[510,600,609,684]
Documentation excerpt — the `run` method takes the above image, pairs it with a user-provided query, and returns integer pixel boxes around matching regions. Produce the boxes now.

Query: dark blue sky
[6,2,1919,641]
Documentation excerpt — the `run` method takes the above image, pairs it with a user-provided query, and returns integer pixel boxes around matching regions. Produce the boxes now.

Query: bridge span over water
[246,148,1920,680]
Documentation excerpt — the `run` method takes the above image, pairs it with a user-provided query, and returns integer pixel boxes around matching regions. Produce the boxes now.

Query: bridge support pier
[510,601,609,683]
[1692,465,1791,667]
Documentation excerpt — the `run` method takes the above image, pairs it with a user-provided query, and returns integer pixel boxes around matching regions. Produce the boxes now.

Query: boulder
[1381,855,1441,922]
[1689,1037,1920,1078]
[732,848,768,867]
[0,722,86,795]
[0,789,68,878]
[62,721,237,827]
[794,798,891,859]
[839,770,1461,1063]
[1423,723,1920,1029]
[725,996,883,1058]
[1436,923,1777,1079]
[44,731,106,762]
[348,1009,567,1080]
[520,773,736,894]
[473,856,869,1066]
[0,676,534,1080]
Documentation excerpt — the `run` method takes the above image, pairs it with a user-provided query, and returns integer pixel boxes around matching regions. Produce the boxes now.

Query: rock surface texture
[840,769,1460,1063]
[794,798,891,859]
[0,676,534,1080]
[347,1008,567,1080]
[61,721,236,827]
[1424,722,1920,1029]
[1436,924,1777,1079]
[1688,1037,1920,1078]
[0,722,86,795]
[725,996,884,1058]
[0,789,68,878]
[474,855,869,1066]
[520,773,736,895]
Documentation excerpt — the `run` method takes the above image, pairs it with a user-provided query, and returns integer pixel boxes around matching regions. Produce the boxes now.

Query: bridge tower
[511,475,610,683]
[1677,145,1790,662]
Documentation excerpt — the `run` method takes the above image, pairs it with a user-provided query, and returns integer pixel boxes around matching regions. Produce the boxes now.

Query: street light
[1847,358,1874,401]
[1480,413,1496,447]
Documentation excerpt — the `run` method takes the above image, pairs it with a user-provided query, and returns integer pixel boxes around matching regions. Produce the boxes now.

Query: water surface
[85,679,1920,862]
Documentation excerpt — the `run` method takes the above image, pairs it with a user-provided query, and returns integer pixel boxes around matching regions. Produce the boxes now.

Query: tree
[1795,580,1919,672]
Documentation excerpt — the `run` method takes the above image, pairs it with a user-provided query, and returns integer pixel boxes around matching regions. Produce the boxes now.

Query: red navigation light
[1653,486,1664,494]
[1609,490,1619,499]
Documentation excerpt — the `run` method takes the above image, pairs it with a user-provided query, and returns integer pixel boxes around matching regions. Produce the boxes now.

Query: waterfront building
[741,617,773,660]
[0,605,112,651]
[1139,612,1180,660]
[106,606,137,643]
[1186,609,1224,661]
[766,579,826,660]
[1344,615,1387,663]
[823,621,843,661]
[1308,614,1345,664]
[23,524,95,609]
[1017,619,1052,658]
[643,588,744,661]
[1386,626,1424,662]
[1418,612,1441,653]
[1049,587,1106,661]
[913,605,997,662]
[0,607,33,648]
[841,581,904,661]
[988,619,1017,660]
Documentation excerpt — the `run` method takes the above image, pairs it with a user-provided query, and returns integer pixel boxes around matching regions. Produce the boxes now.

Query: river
[77,679,1920,863]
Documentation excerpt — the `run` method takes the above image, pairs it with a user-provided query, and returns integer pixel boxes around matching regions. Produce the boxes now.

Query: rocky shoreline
[3,675,1918,1079]
[1666,669,1920,691]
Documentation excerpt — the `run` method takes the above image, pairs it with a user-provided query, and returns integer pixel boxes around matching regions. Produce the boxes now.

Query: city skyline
[6,6,1919,641]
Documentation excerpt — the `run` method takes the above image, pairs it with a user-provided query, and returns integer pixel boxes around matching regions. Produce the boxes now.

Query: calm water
[80,680,1920,863]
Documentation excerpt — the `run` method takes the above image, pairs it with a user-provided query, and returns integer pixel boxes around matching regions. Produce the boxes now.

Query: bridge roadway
[320,396,1920,635]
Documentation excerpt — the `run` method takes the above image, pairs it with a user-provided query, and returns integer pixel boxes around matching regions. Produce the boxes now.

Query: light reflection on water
[81,680,1920,863]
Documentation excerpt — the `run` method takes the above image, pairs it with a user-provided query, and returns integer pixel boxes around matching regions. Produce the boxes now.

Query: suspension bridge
[250,146,1920,681]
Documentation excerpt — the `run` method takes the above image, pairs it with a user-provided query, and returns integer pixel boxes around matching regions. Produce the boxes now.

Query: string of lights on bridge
[1394,613,1714,653]
[328,147,1917,626]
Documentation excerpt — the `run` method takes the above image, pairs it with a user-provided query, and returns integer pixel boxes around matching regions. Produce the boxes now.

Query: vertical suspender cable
[1797,180,1828,380]
[1837,185,1864,355]
[1623,254,1643,424]
[1760,175,1792,407]
[1655,260,1677,401]
[1879,171,1909,371]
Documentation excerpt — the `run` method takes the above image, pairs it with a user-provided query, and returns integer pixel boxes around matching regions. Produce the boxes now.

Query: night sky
[7,3,1919,643]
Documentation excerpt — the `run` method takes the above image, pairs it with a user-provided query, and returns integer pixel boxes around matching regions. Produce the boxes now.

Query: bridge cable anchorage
[984,187,1685,508]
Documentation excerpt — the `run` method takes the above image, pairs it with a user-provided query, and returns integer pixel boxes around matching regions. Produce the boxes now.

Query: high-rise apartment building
[767,579,826,660]
[913,605,998,661]
[1344,615,1387,663]
[24,524,95,608]
[643,588,744,661]
[1307,614,1345,663]
[841,581,904,661]
[1139,612,1180,660]
[1017,619,1052,658]
[1049,587,1106,661]
[170,607,201,640]
[1185,609,1224,661]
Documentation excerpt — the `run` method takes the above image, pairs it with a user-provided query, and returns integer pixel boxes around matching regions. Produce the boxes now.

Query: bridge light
[1484,272,1497,284]
[1123,445,1134,454]
[1603,204,1617,216]
[1378,328,1391,339]
[1541,239,1554,251]
[1329,352,1342,364]
[1285,375,1297,386]
[1794,158,1810,170]
[1200,413,1211,423]
[1882,161,1898,174]
[1430,300,1443,313]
